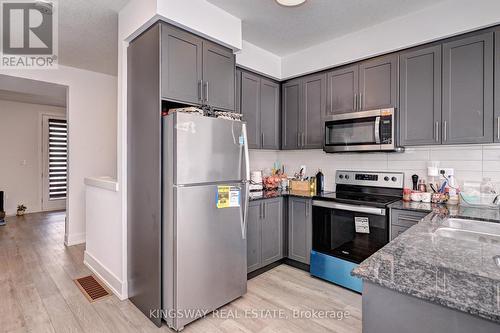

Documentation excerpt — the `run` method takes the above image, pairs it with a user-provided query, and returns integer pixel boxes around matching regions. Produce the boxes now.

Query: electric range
[310,170,404,293]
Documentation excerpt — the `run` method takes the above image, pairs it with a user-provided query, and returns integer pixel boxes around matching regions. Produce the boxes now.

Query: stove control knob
[345,175,350,180]
[339,174,344,179]
[391,177,397,182]
[384,176,390,181]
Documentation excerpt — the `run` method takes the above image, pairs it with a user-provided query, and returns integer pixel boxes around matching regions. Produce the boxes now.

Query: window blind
[48,118,67,200]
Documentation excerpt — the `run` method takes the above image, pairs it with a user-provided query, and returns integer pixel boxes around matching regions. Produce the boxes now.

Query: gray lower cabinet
[400,45,442,146]
[442,32,494,144]
[239,69,280,149]
[494,29,500,143]
[326,65,358,115]
[282,74,326,150]
[288,197,312,265]
[160,22,235,111]
[247,198,283,273]
[247,201,262,273]
[359,54,399,111]
[390,209,429,240]
[282,79,301,150]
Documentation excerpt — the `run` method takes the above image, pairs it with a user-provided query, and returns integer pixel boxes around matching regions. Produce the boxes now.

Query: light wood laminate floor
[0,211,362,333]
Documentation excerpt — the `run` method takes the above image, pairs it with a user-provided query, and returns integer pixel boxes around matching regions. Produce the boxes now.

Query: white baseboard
[84,251,127,300]
[65,232,86,246]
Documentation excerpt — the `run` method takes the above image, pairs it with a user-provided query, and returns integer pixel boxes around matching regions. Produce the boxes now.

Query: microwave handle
[374,116,381,144]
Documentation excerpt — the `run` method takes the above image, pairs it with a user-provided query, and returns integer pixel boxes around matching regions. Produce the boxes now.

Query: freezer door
[172,183,247,330]
[172,112,244,185]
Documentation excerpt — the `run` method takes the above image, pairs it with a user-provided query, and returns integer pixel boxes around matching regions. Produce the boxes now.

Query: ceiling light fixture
[276,0,306,7]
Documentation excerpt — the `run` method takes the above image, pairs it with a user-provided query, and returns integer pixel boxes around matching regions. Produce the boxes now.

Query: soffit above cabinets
[207,0,446,57]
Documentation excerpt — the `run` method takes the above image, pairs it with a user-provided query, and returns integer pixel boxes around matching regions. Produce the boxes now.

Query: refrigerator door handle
[240,123,250,239]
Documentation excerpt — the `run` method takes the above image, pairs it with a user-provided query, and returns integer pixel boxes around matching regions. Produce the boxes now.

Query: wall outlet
[439,168,455,186]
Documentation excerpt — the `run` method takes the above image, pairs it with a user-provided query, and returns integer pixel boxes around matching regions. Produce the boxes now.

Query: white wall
[281,0,500,79]
[0,65,118,245]
[0,100,65,215]
[250,145,500,191]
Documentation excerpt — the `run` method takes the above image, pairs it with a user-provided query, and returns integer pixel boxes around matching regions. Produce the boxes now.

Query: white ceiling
[207,0,446,56]
[58,0,129,76]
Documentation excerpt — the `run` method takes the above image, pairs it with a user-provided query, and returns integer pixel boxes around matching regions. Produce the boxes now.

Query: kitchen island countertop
[352,205,500,323]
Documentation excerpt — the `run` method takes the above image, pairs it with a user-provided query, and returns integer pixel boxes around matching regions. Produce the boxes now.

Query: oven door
[312,200,389,264]
[324,109,395,152]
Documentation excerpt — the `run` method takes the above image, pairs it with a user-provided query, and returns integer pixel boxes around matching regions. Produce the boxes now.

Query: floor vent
[74,275,110,302]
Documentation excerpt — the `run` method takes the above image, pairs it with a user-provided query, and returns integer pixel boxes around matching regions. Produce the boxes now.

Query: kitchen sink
[434,218,500,243]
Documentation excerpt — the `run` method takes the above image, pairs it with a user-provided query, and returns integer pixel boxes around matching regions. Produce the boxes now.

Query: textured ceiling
[207,0,446,56]
[58,0,129,76]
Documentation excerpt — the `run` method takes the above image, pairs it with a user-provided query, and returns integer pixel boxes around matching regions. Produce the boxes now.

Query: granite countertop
[249,189,332,201]
[352,205,500,323]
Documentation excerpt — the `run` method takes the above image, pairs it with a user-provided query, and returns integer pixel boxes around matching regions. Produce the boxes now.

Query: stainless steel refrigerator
[162,112,249,331]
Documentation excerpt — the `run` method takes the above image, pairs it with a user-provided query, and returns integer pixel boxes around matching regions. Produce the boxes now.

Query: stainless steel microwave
[323,108,403,153]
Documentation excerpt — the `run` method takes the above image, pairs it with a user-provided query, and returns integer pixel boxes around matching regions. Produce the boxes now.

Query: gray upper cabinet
[282,75,325,150]
[260,78,280,149]
[359,54,399,110]
[160,23,235,111]
[442,32,494,144]
[240,71,261,148]
[327,65,358,115]
[288,197,312,265]
[400,45,442,146]
[494,30,500,143]
[161,24,203,105]
[282,79,301,150]
[261,198,283,266]
[202,40,235,111]
[247,201,261,273]
[239,69,280,149]
[301,73,326,149]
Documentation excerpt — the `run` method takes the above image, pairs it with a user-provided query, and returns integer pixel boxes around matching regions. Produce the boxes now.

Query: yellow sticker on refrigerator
[216,186,240,208]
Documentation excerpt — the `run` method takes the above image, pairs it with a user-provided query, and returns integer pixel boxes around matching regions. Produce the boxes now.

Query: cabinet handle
[205,81,209,103]
[359,94,363,111]
[497,117,500,140]
[435,121,439,142]
[302,133,305,148]
[259,202,263,219]
[263,202,266,219]
[443,121,447,142]
[198,80,203,101]
[297,132,300,147]
[354,93,357,111]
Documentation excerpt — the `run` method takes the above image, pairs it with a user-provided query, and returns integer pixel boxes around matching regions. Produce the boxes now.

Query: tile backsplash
[250,144,500,191]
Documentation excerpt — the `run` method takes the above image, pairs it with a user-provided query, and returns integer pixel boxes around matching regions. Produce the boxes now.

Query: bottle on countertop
[315,169,324,195]
[418,179,427,192]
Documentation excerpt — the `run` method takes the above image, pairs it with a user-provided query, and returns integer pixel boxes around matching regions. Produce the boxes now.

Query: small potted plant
[16,204,27,216]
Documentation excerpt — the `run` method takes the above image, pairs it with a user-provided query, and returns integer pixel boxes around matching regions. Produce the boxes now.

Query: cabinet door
[494,30,500,143]
[359,54,398,110]
[161,24,203,104]
[327,65,359,115]
[282,79,301,150]
[302,73,326,149]
[288,197,312,264]
[261,198,283,266]
[247,201,262,273]
[400,45,442,146]
[240,71,261,148]
[202,40,235,111]
[235,69,241,114]
[442,32,494,144]
[260,78,280,150]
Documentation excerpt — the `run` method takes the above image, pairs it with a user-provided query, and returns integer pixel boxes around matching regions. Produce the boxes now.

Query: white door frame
[41,114,67,211]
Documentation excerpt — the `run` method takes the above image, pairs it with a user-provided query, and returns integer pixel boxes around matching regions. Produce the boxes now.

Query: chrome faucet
[493,194,500,205]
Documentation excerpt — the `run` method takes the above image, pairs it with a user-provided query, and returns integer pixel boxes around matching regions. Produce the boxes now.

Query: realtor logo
[1,0,58,68]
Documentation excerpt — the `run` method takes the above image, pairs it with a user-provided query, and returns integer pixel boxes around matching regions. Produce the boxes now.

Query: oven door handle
[374,116,381,144]
[312,200,386,216]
